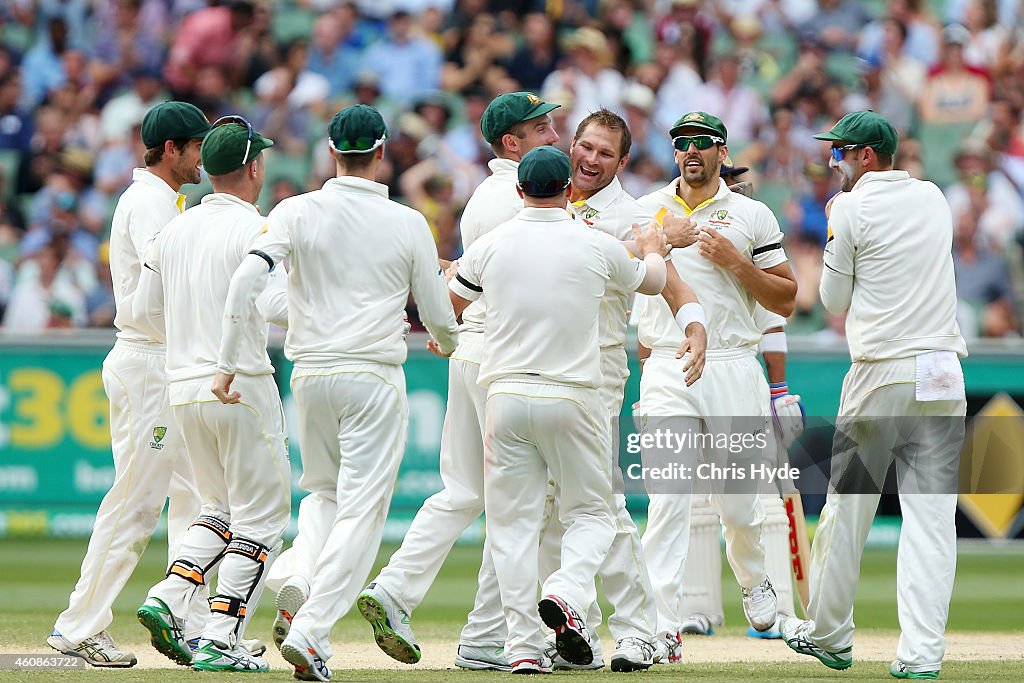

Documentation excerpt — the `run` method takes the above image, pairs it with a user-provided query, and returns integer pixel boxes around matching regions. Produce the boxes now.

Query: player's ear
[516,185,524,199]
[618,153,630,173]
[375,145,385,161]
[564,181,572,200]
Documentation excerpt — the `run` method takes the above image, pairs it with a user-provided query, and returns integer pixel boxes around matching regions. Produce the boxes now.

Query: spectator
[440,11,512,94]
[254,40,330,112]
[691,53,768,150]
[0,71,32,152]
[798,0,872,54]
[2,241,87,331]
[306,10,363,98]
[444,86,491,165]
[98,66,165,144]
[89,0,167,92]
[952,195,1019,337]
[918,24,990,125]
[653,0,715,74]
[21,17,69,108]
[541,27,624,131]
[360,10,443,105]
[945,139,1024,249]
[506,12,560,92]
[960,0,1010,74]
[163,0,256,97]
[857,0,940,69]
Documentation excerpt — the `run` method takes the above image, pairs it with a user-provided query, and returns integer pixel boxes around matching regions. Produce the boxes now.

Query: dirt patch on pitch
[16,633,1024,670]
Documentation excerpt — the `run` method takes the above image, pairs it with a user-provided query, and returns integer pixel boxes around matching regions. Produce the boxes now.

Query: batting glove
[770,382,805,448]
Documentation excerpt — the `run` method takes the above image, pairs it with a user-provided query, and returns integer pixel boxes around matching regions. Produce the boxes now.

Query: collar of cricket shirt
[661,176,732,216]
[324,175,390,198]
[488,157,519,178]
[132,167,186,211]
[572,175,623,217]
[851,169,911,192]
[200,192,260,213]
[519,206,575,222]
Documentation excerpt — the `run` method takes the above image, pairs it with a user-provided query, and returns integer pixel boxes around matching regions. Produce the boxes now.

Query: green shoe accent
[890,661,940,679]
[783,630,852,670]
[191,640,268,672]
[356,593,421,664]
[136,598,192,667]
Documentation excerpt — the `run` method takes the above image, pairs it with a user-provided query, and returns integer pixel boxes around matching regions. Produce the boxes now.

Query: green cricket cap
[813,110,899,156]
[200,123,274,175]
[517,145,571,197]
[480,92,560,144]
[328,104,388,154]
[141,101,212,148]
[669,111,728,142]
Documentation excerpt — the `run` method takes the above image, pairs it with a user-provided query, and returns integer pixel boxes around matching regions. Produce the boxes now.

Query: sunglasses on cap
[518,177,570,197]
[673,134,725,152]
[830,142,879,162]
[212,115,255,166]
[329,133,388,154]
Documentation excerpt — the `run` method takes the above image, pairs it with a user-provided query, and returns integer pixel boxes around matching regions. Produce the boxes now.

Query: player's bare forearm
[763,351,787,384]
[731,260,797,317]
[660,261,699,313]
[638,342,651,368]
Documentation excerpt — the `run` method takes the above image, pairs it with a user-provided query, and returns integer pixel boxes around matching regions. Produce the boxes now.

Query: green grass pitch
[0,538,1021,682]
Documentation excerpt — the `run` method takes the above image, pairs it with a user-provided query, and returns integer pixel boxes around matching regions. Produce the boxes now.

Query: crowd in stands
[1,0,1023,339]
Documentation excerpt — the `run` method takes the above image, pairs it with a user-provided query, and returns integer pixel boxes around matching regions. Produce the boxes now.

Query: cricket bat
[783,491,811,618]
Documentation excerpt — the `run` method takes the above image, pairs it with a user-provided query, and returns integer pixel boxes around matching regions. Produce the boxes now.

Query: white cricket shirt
[821,170,967,361]
[636,178,788,352]
[450,207,647,388]
[457,157,524,336]
[570,176,654,351]
[251,176,459,366]
[142,194,275,393]
[109,168,186,344]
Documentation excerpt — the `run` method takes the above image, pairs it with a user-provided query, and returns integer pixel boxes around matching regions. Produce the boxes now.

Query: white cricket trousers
[149,374,291,644]
[286,363,409,660]
[808,357,965,673]
[638,347,770,636]
[55,340,205,644]
[372,333,506,647]
[538,346,658,643]
[484,378,616,664]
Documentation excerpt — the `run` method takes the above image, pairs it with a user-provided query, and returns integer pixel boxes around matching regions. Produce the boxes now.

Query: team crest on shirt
[708,209,731,227]
[150,426,167,450]
[578,205,599,221]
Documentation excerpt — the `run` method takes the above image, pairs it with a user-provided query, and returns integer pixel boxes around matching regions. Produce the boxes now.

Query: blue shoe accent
[746,625,781,639]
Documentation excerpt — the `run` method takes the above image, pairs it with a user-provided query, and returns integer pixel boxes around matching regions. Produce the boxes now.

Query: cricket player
[356,92,561,672]
[48,102,211,668]
[132,120,291,672]
[634,111,797,658]
[215,104,459,682]
[674,164,806,641]
[780,111,967,680]
[536,109,708,672]
[448,145,671,673]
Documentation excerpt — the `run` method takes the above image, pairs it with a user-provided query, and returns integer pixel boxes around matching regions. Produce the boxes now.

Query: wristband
[769,381,788,398]
[674,302,706,332]
[759,331,787,354]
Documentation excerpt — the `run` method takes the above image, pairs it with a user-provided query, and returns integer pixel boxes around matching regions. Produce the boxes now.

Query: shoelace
[743,580,774,604]
[93,631,121,652]
[620,638,655,659]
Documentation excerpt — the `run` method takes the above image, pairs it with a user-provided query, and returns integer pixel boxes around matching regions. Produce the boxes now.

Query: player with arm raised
[536,109,707,672]
[447,145,670,673]
[48,102,211,668]
[357,92,560,672]
[133,119,290,672]
[635,111,797,662]
[214,105,458,682]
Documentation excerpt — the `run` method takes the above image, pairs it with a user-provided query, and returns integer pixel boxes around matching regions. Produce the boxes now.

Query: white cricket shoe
[537,595,594,666]
[653,630,682,664]
[611,637,655,672]
[356,582,421,664]
[544,638,605,670]
[273,576,309,651]
[281,628,331,681]
[680,612,715,635]
[454,644,512,671]
[511,655,553,674]
[741,577,778,632]
[47,629,137,668]
[191,638,269,672]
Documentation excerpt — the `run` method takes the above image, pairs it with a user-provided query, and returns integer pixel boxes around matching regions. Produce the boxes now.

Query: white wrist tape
[759,331,788,354]
[675,302,706,332]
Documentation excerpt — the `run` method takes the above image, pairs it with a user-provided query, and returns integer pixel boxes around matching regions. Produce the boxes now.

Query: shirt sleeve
[408,213,459,355]
[449,240,484,302]
[248,202,294,267]
[820,194,856,314]
[751,204,788,270]
[600,232,648,293]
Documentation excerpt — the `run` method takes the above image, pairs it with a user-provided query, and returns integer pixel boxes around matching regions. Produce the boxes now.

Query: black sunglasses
[518,177,570,197]
[212,115,254,166]
[673,134,725,152]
